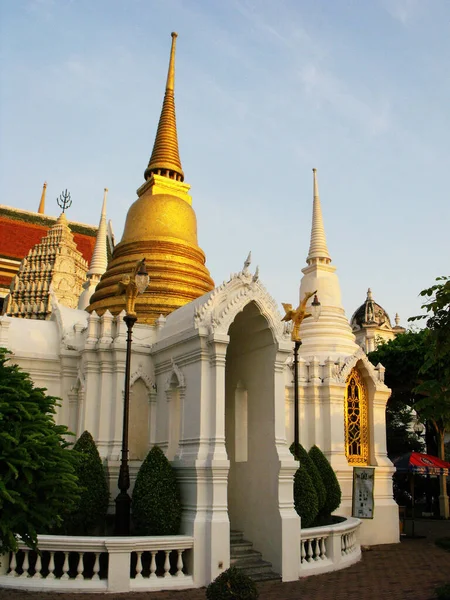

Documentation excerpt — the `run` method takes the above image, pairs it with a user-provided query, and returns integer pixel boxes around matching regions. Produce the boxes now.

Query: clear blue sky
[1,0,449,324]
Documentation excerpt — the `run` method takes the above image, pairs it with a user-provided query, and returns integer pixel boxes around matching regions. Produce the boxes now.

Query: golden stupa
[87,32,214,324]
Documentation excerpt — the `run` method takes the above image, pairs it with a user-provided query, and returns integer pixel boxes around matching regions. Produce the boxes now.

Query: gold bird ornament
[282,290,317,342]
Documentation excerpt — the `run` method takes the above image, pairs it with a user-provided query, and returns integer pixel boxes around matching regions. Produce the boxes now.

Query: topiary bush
[290,442,326,513]
[206,566,259,600]
[62,430,109,535]
[131,445,181,535]
[309,445,342,516]
[293,464,319,528]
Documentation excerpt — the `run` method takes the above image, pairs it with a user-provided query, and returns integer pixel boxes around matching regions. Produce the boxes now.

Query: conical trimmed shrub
[64,430,109,534]
[293,464,319,528]
[131,446,181,535]
[206,566,259,600]
[290,442,326,513]
[309,445,342,516]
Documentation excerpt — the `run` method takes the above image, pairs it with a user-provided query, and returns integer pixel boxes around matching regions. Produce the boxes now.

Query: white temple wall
[152,330,230,587]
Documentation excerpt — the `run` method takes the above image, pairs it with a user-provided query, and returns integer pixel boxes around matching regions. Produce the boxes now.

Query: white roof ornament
[88,188,109,276]
[243,251,251,273]
[306,168,331,265]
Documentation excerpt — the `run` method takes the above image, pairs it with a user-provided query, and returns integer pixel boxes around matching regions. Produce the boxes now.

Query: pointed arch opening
[225,301,279,553]
[344,367,369,465]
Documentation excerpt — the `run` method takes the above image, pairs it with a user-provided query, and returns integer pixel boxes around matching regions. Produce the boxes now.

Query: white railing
[0,535,195,593]
[299,517,361,577]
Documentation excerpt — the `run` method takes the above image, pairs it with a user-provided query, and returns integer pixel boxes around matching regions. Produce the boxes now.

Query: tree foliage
[309,445,342,516]
[131,445,181,535]
[61,431,109,535]
[0,348,79,553]
[290,442,326,512]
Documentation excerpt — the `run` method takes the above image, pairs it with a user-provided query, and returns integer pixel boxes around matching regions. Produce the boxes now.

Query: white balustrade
[0,535,194,593]
[299,517,361,577]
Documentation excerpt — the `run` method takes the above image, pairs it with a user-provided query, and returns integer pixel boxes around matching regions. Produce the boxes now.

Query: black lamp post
[283,292,321,455]
[115,259,149,535]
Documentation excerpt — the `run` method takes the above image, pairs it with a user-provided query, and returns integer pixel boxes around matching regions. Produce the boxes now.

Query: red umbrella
[393,452,450,476]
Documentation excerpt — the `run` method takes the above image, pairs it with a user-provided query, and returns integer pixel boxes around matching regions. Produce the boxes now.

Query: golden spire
[87,33,214,325]
[144,32,184,183]
[38,182,47,214]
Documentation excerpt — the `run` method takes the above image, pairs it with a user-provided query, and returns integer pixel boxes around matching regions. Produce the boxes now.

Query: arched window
[344,368,369,464]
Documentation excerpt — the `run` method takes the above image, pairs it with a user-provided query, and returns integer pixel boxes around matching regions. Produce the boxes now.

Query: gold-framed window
[344,368,369,464]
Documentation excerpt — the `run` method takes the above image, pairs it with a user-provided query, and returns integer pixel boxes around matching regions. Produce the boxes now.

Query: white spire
[306,168,331,265]
[299,169,358,359]
[88,188,108,276]
[78,189,109,311]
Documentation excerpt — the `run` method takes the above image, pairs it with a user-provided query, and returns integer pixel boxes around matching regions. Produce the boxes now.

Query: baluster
[76,552,84,579]
[92,553,100,580]
[47,552,56,579]
[33,554,42,578]
[149,551,157,578]
[320,537,327,560]
[176,549,184,577]
[306,539,313,563]
[163,550,171,577]
[313,538,320,561]
[61,552,69,580]
[135,552,143,579]
[300,540,306,564]
[21,551,30,577]
[8,552,18,577]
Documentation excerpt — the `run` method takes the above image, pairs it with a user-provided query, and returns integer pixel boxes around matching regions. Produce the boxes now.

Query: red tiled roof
[0,217,96,264]
[0,275,12,287]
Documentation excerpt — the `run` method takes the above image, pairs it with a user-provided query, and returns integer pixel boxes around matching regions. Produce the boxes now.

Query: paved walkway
[1,520,449,600]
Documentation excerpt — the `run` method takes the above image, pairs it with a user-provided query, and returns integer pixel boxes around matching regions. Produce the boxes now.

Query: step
[230,540,255,555]
[230,530,244,543]
[230,550,263,564]
[233,559,275,576]
[229,528,281,582]
[251,571,282,583]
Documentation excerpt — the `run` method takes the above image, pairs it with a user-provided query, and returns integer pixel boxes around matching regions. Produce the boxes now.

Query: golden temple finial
[38,182,47,214]
[144,32,184,183]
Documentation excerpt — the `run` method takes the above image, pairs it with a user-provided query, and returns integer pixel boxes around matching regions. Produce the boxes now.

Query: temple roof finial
[144,32,184,183]
[38,182,47,214]
[306,168,331,265]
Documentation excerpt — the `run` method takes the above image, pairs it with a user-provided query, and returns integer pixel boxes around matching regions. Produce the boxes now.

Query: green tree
[309,445,342,516]
[61,431,109,535]
[0,348,79,553]
[368,331,426,459]
[131,445,181,535]
[293,464,319,528]
[290,442,326,512]
[409,276,450,464]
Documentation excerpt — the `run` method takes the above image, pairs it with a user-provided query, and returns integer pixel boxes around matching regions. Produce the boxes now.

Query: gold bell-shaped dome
[87,33,214,324]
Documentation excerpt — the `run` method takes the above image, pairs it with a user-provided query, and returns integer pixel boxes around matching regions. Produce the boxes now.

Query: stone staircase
[230,530,281,582]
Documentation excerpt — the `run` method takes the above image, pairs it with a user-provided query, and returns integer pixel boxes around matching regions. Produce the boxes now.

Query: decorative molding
[193,266,289,340]
[165,358,185,391]
[130,362,155,390]
[336,347,387,389]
